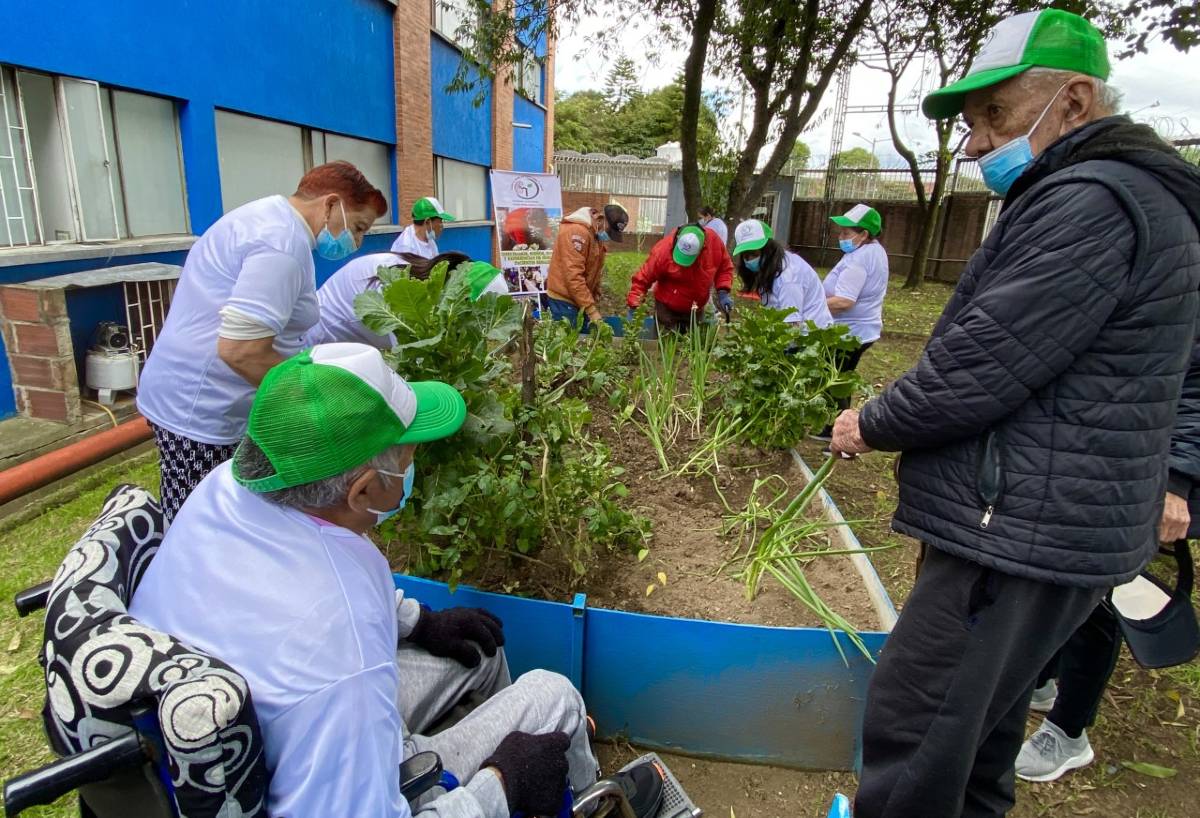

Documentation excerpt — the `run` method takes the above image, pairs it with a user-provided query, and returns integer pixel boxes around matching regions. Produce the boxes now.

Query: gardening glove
[407,605,505,668]
[627,307,637,322]
[482,731,571,816]
[716,289,733,322]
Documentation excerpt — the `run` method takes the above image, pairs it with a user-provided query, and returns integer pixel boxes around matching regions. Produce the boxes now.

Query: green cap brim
[922,64,1031,119]
[396,381,468,444]
[732,236,768,256]
[437,212,456,222]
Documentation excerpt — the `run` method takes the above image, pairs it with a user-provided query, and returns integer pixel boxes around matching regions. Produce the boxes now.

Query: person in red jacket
[626,224,734,333]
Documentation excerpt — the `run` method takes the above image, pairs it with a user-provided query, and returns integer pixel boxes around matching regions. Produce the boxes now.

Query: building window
[516,51,544,105]
[435,156,488,222]
[432,0,478,46]
[0,65,188,249]
[215,110,392,217]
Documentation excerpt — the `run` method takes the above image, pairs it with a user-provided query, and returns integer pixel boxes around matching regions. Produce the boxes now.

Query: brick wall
[0,287,81,423]
[543,26,555,169]
[394,4,434,224]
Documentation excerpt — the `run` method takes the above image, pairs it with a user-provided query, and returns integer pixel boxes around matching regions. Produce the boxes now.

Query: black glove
[408,606,504,668]
[482,731,570,816]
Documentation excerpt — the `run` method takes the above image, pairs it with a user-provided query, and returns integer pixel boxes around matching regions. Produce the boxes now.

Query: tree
[864,0,1128,289]
[552,82,721,156]
[453,0,872,228]
[1119,0,1200,55]
[832,146,879,168]
[785,140,812,172]
[605,55,642,110]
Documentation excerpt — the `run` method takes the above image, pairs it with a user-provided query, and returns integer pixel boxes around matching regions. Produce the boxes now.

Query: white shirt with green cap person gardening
[391,197,456,259]
[130,344,489,818]
[823,203,889,344]
[136,194,320,446]
[732,219,832,328]
[306,252,404,350]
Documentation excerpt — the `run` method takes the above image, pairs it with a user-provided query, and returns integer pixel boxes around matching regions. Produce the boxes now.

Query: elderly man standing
[130,344,608,818]
[831,10,1200,817]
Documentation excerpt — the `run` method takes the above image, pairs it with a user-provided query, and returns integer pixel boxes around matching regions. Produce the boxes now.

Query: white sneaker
[1029,679,1057,713]
[1015,719,1094,782]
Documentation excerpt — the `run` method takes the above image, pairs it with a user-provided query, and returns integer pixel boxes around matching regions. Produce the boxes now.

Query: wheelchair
[2,485,700,818]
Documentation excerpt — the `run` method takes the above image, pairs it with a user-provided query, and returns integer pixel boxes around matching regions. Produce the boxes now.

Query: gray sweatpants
[397,642,599,818]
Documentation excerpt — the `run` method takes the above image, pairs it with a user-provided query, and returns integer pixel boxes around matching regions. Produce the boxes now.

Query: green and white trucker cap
[465,261,510,300]
[731,219,773,256]
[672,225,706,267]
[830,204,882,237]
[922,9,1110,119]
[412,196,456,222]
[233,343,467,493]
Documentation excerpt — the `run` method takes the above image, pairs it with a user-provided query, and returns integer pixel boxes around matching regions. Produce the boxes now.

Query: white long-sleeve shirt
[764,251,834,328]
[129,463,506,818]
[305,252,403,349]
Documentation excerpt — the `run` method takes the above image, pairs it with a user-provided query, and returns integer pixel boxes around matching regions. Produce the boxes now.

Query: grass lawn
[0,452,159,818]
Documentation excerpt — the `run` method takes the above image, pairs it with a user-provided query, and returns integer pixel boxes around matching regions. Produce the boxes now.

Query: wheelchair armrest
[400,751,443,803]
[3,732,145,816]
[14,581,52,617]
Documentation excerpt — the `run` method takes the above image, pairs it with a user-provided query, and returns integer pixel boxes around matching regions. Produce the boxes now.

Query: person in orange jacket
[545,204,627,330]
[626,224,734,333]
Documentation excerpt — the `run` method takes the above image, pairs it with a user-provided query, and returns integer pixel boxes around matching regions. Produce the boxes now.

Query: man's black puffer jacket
[859,117,1200,587]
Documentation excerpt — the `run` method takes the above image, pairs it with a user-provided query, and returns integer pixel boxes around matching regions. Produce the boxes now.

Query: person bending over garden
[129,343,604,818]
[305,252,493,350]
[626,223,735,332]
[137,161,388,523]
[546,204,627,331]
[830,10,1200,817]
[814,203,889,440]
[730,219,831,329]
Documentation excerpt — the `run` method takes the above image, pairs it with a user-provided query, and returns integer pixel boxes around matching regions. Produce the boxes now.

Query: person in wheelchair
[128,342,603,818]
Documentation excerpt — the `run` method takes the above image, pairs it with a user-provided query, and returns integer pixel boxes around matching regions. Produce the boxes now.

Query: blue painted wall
[513,96,546,173]
[4,0,396,235]
[439,225,495,262]
[430,37,492,167]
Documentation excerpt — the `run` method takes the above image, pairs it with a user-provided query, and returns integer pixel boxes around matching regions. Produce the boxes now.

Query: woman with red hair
[137,161,388,521]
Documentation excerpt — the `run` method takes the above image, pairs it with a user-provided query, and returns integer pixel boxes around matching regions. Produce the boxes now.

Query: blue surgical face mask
[316,200,358,261]
[369,463,415,525]
[839,238,858,254]
[596,230,610,242]
[978,83,1067,196]
[744,256,761,272]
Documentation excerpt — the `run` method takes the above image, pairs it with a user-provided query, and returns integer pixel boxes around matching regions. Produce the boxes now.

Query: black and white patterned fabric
[41,484,269,817]
[150,424,238,523]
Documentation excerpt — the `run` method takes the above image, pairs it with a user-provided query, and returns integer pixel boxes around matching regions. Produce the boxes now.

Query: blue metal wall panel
[0,335,15,418]
[512,97,546,172]
[392,574,890,770]
[0,252,191,287]
[430,38,492,167]
[438,225,494,261]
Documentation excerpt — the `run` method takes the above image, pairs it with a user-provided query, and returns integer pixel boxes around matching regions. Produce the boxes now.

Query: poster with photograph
[490,170,563,299]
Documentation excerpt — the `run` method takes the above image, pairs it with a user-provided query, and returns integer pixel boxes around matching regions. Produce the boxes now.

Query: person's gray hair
[1023,67,1123,116]
[233,438,403,510]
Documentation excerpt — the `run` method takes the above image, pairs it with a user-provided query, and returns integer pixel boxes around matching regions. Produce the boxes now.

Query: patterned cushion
[40,484,269,817]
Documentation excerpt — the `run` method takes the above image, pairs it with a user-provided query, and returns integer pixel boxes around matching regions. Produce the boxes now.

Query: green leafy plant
[632,330,686,471]
[356,263,648,584]
[713,308,866,449]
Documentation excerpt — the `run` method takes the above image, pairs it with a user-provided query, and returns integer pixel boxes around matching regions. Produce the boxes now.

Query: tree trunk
[679,0,719,221]
[903,142,952,289]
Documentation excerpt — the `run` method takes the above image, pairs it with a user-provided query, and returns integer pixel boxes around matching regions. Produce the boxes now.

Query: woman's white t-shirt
[822,241,889,343]
[390,224,438,258]
[763,251,834,328]
[305,253,402,349]
[136,195,319,445]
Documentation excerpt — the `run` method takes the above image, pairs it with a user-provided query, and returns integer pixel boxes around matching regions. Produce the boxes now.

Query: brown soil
[581,418,881,631]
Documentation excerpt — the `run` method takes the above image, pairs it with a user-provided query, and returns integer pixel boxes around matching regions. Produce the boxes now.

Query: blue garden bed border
[394,456,895,771]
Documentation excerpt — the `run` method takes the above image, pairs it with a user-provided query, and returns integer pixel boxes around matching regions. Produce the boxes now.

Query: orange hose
[0,416,153,505]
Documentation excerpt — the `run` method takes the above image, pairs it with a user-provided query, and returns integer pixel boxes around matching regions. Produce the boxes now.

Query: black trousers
[835,340,874,411]
[1036,600,1122,738]
[150,423,237,524]
[855,546,1106,818]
